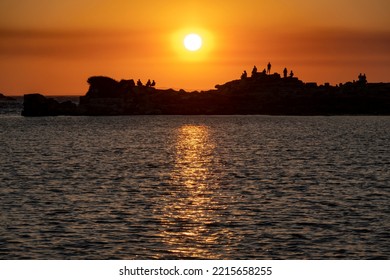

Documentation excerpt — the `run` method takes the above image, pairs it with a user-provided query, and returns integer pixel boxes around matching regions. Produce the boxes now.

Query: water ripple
[0,115,389,259]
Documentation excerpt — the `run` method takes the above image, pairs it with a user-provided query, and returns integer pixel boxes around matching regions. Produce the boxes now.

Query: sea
[0,99,389,259]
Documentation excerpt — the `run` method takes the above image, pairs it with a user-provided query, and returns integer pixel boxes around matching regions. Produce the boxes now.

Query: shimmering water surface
[0,115,389,259]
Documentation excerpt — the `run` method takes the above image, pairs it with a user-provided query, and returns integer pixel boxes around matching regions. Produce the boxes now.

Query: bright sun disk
[183,33,202,51]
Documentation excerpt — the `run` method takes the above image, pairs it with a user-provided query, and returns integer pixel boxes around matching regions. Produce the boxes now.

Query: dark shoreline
[21,73,390,116]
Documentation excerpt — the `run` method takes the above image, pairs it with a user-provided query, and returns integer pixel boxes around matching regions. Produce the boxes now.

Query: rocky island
[0,93,16,101]
[0,93,21,114]
[22,69,390,116]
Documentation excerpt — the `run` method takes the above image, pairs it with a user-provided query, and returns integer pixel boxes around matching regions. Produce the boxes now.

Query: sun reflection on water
[157,125,232,259]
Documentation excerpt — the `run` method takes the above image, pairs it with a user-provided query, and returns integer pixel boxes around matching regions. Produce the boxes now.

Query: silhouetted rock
[21,72,390,116]
[119,79,135,90]
[22,94,78,116]
[78,76,139,115]
[0,93,16,101]
[22,94,55,116]
[86,76,121,98]
[0,93,20,114]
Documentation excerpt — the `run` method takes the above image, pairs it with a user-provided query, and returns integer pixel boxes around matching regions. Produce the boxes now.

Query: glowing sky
[0,0,389,95]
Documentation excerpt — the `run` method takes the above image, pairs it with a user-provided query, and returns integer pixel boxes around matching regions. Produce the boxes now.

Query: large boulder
[79,76,138,115]
[22,94,58,116]
[86,76,121,98]
[22,94,78,116]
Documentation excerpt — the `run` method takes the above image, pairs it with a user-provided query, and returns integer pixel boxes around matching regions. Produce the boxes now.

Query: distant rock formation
[0,93,16,101]
[22,72,390,116]
[22,93,78,116]
[0,93,20,114]
[85,76,130,98]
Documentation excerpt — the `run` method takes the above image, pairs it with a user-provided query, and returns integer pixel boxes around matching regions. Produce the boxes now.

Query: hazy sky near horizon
[0,0,389,94]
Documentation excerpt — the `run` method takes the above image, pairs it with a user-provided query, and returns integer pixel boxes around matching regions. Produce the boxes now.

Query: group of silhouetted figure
[137,79,156,87]
[358,73,367,84]
[241,62,294,79]
[283,67,294,78]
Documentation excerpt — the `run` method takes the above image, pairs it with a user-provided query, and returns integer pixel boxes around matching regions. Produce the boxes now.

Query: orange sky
[0,0,389,95]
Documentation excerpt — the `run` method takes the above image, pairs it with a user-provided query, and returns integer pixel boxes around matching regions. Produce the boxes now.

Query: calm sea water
[0,114,389,259]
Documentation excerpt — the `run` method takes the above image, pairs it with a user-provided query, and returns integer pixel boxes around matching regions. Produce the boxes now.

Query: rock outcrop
[0,93,16,101]
[22,93,78,116]
[22,73,390,116]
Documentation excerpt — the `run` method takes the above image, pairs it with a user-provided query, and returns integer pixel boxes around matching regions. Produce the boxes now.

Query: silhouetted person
[251,65,258,77]
[137,79,143,86]
[146,79,151,87]
[283,68,288,78]
[241,70,247,79]
[289,70,294,78]
[262,68,266,74]
[267,62,271,75]
[151,80,156,87]
[358,73,367,85]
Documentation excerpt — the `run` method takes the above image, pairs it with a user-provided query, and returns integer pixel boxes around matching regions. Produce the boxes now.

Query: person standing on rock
[267,62,272,75]
[283,68,288,78]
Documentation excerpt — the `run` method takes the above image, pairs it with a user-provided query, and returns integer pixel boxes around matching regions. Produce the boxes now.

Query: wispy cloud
[0,29,166,59]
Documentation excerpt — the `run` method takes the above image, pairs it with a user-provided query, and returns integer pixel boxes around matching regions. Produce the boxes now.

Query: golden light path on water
[158,125,234,259]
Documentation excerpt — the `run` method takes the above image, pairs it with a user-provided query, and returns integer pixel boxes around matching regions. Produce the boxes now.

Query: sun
[183,33,203,51]
[172,28,214,61]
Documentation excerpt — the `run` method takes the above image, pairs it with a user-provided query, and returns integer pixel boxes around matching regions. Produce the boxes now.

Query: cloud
[0,29,165,59]
[275,28,390,60]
